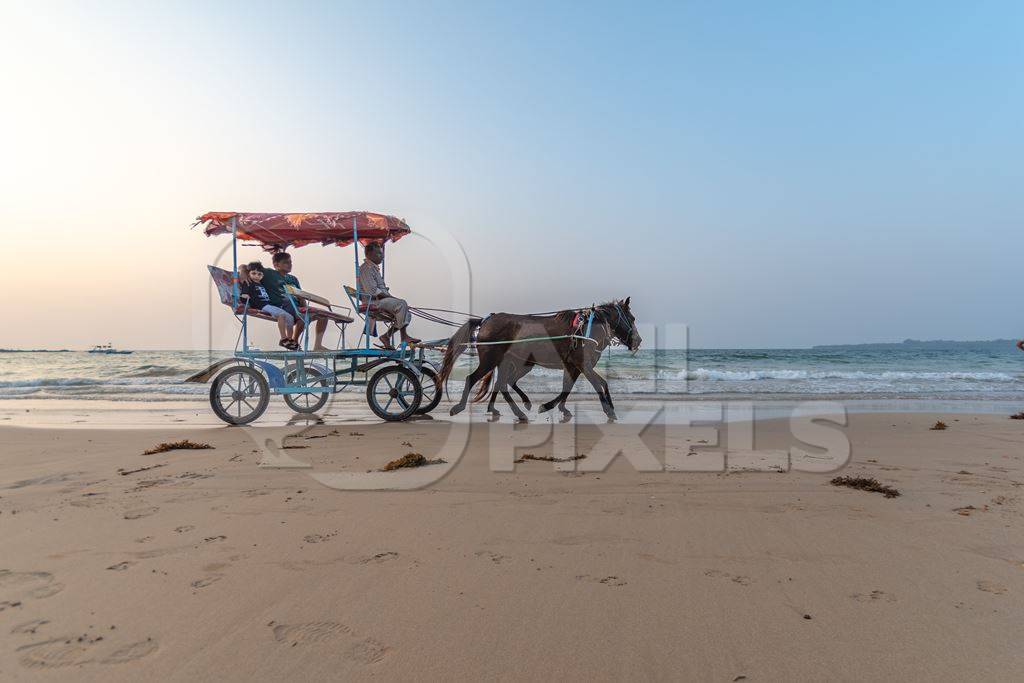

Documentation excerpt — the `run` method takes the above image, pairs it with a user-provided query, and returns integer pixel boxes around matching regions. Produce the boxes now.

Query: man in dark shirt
[262,252,329,350]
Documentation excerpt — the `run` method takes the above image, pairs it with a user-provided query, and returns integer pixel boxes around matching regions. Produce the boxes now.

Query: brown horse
[438,299,641,421]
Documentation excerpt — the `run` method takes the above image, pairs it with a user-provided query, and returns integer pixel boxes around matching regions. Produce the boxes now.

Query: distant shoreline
[811,339,1015,351]
[0,349,72,353]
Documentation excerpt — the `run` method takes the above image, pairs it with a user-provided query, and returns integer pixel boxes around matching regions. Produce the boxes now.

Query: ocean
[2,344,1022,403]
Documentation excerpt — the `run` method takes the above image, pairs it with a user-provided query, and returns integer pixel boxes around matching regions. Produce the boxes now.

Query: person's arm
[373,270,391,299]
[288,277,307,307]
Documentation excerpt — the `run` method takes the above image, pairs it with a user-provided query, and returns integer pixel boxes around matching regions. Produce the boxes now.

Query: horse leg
[450,351,500,416]
[540,367,580,414]
[501,387,528,422]
[512,379,531,411]
[487,388,500,416]
[581,366,615,420]
[488,359,521,416]
[556,367,581,421]
[507,363,531,410]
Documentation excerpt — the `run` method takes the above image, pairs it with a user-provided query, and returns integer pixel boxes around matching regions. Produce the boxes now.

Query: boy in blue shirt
[261,252,329,350]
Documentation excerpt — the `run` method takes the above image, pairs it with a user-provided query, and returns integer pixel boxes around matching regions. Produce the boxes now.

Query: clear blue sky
[1,1,1021,348]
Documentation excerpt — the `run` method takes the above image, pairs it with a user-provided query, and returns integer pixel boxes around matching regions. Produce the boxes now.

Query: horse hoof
[537,404,553,414]
[559,412,573,424]
[516,417,529,424]
[523,402,533,411]
[450,405,464,416]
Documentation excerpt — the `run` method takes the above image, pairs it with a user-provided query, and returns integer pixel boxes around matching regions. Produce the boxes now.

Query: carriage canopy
[196,211,412,251]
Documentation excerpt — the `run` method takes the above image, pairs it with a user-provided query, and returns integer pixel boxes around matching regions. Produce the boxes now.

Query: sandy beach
[1,407,1021,681]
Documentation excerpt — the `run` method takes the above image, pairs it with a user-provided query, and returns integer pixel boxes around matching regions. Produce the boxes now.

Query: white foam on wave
[679,368,1017,382]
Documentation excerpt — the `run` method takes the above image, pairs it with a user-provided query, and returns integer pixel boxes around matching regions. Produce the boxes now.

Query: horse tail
[438,318,482,389]
[472,369,494,403]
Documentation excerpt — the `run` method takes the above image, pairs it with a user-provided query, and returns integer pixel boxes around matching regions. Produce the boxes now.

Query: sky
[1,0,1021,349]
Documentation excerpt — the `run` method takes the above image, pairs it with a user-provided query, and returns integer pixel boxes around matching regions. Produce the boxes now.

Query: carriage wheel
[210,365,269,425]
[366,365,422,421]
[283,366,331,414]
[415,366,442,415]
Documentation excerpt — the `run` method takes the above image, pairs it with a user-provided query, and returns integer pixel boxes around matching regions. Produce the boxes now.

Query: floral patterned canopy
[196,212,412,251]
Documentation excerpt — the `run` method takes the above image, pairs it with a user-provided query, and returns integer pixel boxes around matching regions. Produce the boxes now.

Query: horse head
[603,297,641,352]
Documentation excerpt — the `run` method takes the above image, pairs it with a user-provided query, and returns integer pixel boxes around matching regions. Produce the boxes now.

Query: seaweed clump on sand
[143,440,214,455]
[929,421,948,431]
[381,453,447,471]
[830,476,901,498]
[514,453,588,464]
[1010,412,1024,420]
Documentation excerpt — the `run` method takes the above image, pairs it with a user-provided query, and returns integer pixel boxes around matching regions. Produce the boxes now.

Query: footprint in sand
[704,569,752,586]
[358,551,399,565]
[851,590,896,603]
[101,639,160,664]
[123,507,159,520]
[269,621,388,663]
[70,493,108,508]
[11,619,50,636]
[17,636,157,669]
[4,473,81,490]
[304,532,337,544]
[976,580,1007,595]
[475,551,510,564]
[0,570,65,601]
[190,576,222,589]
[576,574,627,586]
[174,525,195,533]
[106,562,135,572]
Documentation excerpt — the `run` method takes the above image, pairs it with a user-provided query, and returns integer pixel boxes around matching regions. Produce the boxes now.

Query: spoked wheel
[210,365,269,425]
[366,365,422,421]
[283,365,331,414]
[415,365,442,415]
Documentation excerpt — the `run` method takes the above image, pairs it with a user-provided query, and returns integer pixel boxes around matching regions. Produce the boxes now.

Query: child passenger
[241,262,298,350]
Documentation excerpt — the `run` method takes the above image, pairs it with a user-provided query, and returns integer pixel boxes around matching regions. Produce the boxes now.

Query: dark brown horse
[438,299,641,421]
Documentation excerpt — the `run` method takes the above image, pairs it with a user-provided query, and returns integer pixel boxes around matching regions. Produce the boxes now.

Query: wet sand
[1,409,1022,680]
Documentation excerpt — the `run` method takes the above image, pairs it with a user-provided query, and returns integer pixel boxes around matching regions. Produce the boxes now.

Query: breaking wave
[679,368,1017,382]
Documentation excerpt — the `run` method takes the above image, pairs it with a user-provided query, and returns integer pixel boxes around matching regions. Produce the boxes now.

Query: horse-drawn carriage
[189,210,642,425]
[187,211,443,424]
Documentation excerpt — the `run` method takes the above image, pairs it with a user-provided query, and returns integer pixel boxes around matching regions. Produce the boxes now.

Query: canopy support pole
[231,215,248,351]
[231,215,239,308]
[353,218,370,349]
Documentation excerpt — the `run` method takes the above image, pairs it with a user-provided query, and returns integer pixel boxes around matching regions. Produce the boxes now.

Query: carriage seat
[207,266,353,324]
[283,285,354,324]
[342,285,396,323]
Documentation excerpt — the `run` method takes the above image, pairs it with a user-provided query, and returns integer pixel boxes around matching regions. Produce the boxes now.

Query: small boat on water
[88,343,133,355]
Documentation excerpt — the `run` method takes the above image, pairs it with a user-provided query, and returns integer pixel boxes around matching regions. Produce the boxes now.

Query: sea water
[2,344,1022,403]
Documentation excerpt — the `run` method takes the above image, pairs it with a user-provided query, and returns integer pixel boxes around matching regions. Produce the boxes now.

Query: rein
[461,305,625,349]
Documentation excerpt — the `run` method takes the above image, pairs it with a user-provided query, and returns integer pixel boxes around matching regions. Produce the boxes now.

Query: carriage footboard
[185,359,242,383]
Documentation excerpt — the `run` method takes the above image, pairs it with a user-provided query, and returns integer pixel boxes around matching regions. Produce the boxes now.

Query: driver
[358,242,420,348]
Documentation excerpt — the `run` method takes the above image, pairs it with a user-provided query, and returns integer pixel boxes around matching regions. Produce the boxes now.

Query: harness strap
[461,334,598,347]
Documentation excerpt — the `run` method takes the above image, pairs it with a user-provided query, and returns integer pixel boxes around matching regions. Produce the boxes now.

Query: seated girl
[241,262,299,350]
